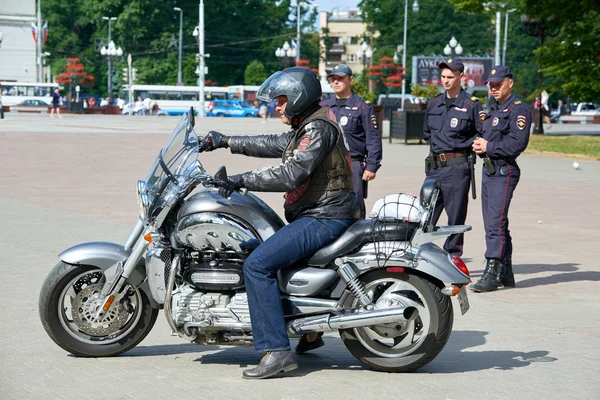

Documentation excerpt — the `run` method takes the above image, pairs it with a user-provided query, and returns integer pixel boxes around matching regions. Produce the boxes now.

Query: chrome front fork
[97,220,149,315]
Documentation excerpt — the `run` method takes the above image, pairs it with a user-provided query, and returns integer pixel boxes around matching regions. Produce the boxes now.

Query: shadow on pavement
[189,330,556,377]
[469,263,600,289]
[121,343,219,357]
[423,330,557,373]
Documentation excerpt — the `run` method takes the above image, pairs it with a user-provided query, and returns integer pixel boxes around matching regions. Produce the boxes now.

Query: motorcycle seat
[307,219,417,267]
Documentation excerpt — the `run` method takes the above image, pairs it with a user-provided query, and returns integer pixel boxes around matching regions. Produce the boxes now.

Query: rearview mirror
[214,166,228,181]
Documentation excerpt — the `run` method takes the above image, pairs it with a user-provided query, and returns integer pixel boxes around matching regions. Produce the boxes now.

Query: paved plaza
[1,114,599,399]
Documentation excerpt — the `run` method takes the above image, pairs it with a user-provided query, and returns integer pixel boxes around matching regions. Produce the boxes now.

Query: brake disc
[71,284,129,336]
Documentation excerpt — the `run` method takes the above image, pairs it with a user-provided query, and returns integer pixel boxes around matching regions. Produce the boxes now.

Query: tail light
[451,255,470,276]
[207,102,214,110]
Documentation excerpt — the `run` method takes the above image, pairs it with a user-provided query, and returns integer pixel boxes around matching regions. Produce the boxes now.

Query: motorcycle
[39,111,472,372]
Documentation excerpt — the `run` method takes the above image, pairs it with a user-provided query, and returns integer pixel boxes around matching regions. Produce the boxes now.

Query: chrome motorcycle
[39,112,472,372]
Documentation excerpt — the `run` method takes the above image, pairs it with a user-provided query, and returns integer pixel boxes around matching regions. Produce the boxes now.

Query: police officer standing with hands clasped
[471,66,531,293]
[423,58,484,256]
[321,64,382,219]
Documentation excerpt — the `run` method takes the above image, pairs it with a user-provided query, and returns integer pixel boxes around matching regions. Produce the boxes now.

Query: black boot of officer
[470,258,503,292]
[500,254,515,287]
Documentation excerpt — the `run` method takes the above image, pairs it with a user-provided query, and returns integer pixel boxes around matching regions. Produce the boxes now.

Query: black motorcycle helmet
[256,67,322,121]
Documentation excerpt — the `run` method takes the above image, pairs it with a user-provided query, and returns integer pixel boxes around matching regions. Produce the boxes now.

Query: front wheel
[339,270,453,372]
[39,262,158,357]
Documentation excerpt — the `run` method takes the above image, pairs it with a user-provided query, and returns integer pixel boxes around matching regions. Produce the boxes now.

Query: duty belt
[435,149,469,162]
[350,155,365,162]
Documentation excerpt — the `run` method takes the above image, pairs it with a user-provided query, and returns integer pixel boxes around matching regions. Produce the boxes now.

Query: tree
[366,56,405,95]
[244,60,268,85]
[449,0,600,101]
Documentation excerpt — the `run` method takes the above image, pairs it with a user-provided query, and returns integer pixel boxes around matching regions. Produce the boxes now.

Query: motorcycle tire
[339,269,453,372]
[39,262,158,357]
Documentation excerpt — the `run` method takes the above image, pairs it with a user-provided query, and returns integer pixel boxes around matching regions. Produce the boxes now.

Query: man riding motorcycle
[203,67,360,379]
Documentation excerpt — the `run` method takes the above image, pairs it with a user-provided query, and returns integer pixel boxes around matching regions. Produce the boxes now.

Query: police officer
[471,65,531,292]
[423,58,483,256]
[321,64,382,219]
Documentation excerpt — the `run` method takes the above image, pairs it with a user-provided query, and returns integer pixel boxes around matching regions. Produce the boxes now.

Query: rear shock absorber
[337,262,372,308]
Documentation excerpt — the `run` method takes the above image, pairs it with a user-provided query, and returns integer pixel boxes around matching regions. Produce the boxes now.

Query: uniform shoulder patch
[514,101,522,105]
[516,115,527,130]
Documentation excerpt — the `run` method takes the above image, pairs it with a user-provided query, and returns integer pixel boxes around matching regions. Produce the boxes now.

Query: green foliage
[352,79,378,104]
[359,0,495,98]
[41,0,319,97]
[448,0,600,102]
[410,83,440,101]
[244,60,268,85]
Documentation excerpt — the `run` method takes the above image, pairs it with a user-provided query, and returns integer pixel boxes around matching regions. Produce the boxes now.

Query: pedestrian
[422,58,483,256]
[471,65,531,292]
[200,68,359,379]
[50,87,62,119]
[534,90,552,130]
[143,96,152,116]
[320,63,382,219]
[134,96,144,115]
[259,101,268,123]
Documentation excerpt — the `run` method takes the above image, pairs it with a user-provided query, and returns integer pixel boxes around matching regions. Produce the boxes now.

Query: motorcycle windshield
[143,114,199,218]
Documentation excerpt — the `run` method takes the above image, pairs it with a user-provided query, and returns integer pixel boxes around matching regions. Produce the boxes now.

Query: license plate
[457,286,470,315]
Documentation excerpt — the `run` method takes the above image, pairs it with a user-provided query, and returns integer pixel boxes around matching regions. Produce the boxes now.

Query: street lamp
[400,0,419,111]
[192,0,207,118]
[100,16,122,101]
[444,36,463,56]
[174,7,183,85]
[355,41,373,73]
[275,41,297,68]
[521,14,558,134]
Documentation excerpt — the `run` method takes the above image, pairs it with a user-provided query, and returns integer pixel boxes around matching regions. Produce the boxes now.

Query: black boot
[470,258,502,293]
[242,350,298,379]
[295,332,324,355]
[500,254,515,287]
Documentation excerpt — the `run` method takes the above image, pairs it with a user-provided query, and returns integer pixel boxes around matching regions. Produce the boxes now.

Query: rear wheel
[339,270,453,372]
[39,262,158,357]
[216,113,225,118]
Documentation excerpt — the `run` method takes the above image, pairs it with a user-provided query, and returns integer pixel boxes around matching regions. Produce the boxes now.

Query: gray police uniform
[423,89,483,256]
[480,92,530,261]
[321,92,382,219]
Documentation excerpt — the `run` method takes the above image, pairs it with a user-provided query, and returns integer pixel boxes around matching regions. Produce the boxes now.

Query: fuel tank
[177,188,285,243]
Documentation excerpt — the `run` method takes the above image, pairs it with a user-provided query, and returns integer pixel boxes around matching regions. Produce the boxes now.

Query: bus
[0,82,61,106]
[127,84,229,116]
[227,82,335,105]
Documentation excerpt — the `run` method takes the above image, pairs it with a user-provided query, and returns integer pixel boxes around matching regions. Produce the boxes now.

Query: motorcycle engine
[183,249,246,290]
[171,288,251,329]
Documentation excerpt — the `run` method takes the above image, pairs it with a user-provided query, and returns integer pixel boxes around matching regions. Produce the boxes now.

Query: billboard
[411,56,495,92]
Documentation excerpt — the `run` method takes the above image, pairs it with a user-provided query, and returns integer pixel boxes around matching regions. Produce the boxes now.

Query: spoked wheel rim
[351,277,432,358]
[57,270,143,345]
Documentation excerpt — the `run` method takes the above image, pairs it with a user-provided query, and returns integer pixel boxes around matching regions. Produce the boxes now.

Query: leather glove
[213,174,245,198]
[203,131,230,151]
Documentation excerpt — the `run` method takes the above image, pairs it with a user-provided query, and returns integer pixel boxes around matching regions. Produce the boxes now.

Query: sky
[317,0,361,13]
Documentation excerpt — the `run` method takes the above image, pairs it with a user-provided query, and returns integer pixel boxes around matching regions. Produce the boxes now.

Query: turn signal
[102,295,115,311]
[144,232,153,243]
[451,255,470,276]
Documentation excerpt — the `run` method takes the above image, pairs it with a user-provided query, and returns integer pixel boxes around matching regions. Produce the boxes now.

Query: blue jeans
[243,217,356,352]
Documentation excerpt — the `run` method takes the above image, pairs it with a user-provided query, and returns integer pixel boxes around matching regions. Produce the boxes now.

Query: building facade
[0,0,37,82]
[318,8,376,80]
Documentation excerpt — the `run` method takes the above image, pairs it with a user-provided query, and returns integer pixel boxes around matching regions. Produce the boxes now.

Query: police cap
[438,58,464,73]
[328,64,353,77]
[487,65,513,83]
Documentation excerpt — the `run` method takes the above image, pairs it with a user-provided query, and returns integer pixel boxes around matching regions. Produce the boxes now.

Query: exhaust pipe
[287,306,419,335]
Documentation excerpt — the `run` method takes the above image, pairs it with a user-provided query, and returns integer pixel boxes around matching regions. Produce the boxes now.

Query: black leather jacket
[229,111,359,223]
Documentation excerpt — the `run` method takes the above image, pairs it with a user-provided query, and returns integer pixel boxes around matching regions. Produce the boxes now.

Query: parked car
[571,103,600,116]
[12,99,51,113]
[121,102,168,116]
[206,100,259,118]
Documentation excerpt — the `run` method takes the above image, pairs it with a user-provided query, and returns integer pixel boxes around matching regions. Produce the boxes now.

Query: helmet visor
[256,71,303,104]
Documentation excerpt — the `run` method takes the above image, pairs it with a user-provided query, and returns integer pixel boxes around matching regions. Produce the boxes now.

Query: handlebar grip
[239,188,248,196]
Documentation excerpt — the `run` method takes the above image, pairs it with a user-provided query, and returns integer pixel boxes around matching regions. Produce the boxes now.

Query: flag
[42,21,48,44]
[31,22,37,44]
[290,39,297,49]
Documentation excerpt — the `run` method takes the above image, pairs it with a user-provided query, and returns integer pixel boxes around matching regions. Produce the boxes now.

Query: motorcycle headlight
[137,180,152,220]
